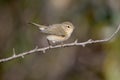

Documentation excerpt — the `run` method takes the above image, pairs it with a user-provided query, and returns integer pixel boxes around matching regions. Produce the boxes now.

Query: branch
[0,24,120,63]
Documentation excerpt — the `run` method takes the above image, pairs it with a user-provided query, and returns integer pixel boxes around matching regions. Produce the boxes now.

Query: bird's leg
[47,39,52,48]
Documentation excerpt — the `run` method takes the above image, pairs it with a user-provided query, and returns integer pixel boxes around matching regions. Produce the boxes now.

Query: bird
[29,21,74,46]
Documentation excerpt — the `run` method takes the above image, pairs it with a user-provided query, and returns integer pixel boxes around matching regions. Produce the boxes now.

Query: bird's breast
[46,35,67,43]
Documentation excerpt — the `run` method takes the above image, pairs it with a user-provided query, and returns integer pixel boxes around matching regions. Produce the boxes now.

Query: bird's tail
[29,22,47,31]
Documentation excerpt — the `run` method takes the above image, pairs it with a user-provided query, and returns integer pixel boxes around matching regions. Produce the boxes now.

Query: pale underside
[46,35,67,43]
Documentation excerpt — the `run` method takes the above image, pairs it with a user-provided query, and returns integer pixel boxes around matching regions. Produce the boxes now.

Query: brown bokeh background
[0,0,120,80]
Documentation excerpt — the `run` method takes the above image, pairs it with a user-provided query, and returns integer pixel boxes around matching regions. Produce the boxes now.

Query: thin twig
[0,24,120,63]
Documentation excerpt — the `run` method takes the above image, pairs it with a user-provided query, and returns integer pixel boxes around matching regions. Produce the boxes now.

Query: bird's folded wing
[42,24,66,36]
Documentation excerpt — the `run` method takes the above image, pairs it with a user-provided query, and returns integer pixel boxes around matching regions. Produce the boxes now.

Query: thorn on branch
[42,50,46,53]
[88,39,93,42]
[13,48,16,57]
[35,46,38,49]
[21,55,24,58]
[81,44,85,47]
[74,39,78,45]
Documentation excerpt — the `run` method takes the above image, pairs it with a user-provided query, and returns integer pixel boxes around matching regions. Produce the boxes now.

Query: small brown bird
[29,22,74,45]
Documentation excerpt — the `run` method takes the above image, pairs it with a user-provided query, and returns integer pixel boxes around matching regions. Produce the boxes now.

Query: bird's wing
[42,24,66,36]
[29,22,47,29]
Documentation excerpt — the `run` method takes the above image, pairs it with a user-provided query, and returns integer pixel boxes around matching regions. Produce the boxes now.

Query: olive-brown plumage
[30,22,74,44]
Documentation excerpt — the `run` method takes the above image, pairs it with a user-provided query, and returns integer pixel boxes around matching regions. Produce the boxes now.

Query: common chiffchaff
[29,22,74,45]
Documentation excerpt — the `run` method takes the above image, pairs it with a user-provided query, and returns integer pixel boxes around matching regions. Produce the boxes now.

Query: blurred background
[0,0,120,80]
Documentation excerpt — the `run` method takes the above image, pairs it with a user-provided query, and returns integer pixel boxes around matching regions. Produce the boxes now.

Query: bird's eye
[67,25,70,28]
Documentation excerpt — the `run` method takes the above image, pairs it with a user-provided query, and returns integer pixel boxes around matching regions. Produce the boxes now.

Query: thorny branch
[0,24,120,63]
